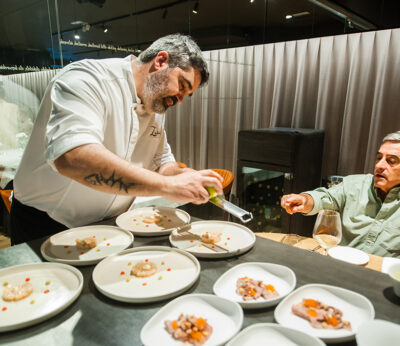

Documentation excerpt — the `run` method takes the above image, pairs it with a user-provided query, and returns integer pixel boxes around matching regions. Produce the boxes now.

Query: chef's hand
[281,193,314,214]
[162,169,223,204]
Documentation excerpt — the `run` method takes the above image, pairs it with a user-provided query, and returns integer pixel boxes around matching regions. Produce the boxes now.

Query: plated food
[292,298,351,330]
[92,246,200,303]
[169,221,256,259]
[41,225,134,266]
[116,207,190,236]
[213,262,296,309]
[140,294,243,346]
[236,276,279,301]
[165,313,212,345]
[274,284,375,343]
[0,263,83,332]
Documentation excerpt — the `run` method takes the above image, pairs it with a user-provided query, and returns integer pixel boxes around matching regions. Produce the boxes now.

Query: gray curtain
[166,28,400,192]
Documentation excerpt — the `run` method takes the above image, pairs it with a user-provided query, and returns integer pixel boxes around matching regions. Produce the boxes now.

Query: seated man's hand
[281,193,313,214]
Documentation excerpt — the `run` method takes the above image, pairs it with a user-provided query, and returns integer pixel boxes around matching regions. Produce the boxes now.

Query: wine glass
[312,210,342,255]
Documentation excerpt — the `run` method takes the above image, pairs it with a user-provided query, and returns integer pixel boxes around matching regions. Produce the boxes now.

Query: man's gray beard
[142,69,170,114]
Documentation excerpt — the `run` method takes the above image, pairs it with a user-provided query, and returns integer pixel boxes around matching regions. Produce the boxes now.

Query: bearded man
[10,34,223,244]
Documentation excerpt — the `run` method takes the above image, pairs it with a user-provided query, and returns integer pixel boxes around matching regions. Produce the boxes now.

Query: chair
[211,169,234,199]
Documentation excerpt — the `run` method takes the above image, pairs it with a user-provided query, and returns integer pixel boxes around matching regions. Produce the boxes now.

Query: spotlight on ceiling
[250,0,255,3]
[286,11,310,20]
[74,32,80,40]
[162,8,168,19]
[192,2,199,14]
[102,24,108,33]
[285,15,293,19]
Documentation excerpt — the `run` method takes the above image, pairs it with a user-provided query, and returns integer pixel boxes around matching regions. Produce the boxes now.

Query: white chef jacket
[14,56,175,227]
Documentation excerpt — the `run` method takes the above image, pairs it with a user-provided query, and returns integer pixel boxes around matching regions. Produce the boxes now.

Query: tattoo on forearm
[84,170,136,193]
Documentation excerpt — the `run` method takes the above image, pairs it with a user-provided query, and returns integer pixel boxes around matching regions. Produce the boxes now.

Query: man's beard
[142,69,176,114]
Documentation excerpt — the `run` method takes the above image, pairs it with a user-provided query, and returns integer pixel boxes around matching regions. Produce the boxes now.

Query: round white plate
[226,323,326,346]
[0,263,83,332]
[356,319,400,346]
[41,225,134,266]
[169,221,256,259]
[92,246,200,303]
[274,284,375,343]
[328,246,369,265]
[140,293,243,346]
[213,262,296,309]
[116,207,190,236]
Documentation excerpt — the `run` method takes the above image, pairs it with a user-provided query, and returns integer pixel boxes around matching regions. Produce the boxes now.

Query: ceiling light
[70,20,86,25]
[192,2,199,14]
[285,15,293,19]
[74,32,80,40]
[250,0,255,3]
[162,9,168,19]
[102,24,108,33]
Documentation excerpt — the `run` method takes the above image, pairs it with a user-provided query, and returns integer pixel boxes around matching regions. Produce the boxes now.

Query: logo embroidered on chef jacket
[149,126,161,137]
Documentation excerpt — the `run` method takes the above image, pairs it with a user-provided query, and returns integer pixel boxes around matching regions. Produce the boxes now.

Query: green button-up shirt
[306,174,400,258]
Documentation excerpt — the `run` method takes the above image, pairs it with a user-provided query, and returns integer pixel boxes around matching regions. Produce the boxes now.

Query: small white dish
[356,319,400,346]
[0,263,83,332]
[116,206,190,236]
[226,323,326,346]
[274,284,375,343]
[327,246,369,265]
[92,246,200,303]
[140,293,243,346]
[169,221,256,259]
[41,225,134,266]
[213,262,296,309]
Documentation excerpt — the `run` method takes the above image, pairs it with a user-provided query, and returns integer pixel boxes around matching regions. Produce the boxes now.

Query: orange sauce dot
[25,278,30,282]
[227,237,231,240]
[2,307,6,311]
[211,246,215,248]
[145,225,149,228]
[142,283,147,286]
[92,236,96,238]
[145,259,149,262]
[190,240,194,243]
[133,218,136,221]
[44,289,50,294]
[120,271,125,275]
[107,243,110,246]
[167,268,171,271]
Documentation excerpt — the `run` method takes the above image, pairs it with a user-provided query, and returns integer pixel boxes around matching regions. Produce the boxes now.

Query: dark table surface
[0,215,399,346]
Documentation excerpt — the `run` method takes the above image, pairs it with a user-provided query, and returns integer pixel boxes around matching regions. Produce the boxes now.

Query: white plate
[169,221,256,258]
[213,262,296,309]
[274,284,375,343]
[92,246,200,303]
[140,293,243,346]
[41,225,134,266]
[356,319,400,346]
[327,246,369,265]
[226,323,326,346]
[0,263,83,332]
[116,207,190,236]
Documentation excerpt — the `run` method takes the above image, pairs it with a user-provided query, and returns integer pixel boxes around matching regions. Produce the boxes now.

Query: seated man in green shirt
[281,131,400,258]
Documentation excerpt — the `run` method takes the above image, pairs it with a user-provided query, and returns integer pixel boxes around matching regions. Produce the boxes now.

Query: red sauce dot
[142,283,147,286]
[167,268,171,271]
[168,219,171,222]
[227,237,231,240]
[133,218,136,221]
[44,290,50,294]
[80,252,84,255]
[107,243,110,246]
[212,246,215,249]
[190,240,194,243]
[120,271,125,275]
[64,246,69,248]
[2,307,7,311]
[145,225,149,228]
[92,236,96,238]
[25,278,30,282]
[145,259,149,262]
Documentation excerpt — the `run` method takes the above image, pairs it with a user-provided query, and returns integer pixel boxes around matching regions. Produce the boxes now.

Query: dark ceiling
[0,0,399,70]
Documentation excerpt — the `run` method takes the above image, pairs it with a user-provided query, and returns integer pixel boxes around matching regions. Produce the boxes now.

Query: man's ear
[153,51,169,71]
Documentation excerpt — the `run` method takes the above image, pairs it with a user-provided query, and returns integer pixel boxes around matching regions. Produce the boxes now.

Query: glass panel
[241,166,285,233]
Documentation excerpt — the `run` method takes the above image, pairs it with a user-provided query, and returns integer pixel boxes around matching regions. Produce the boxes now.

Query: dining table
[0,208,399,346]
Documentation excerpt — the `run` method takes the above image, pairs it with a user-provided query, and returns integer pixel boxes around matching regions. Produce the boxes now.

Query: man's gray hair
[138,33,209,86]
[382,131,400,143]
